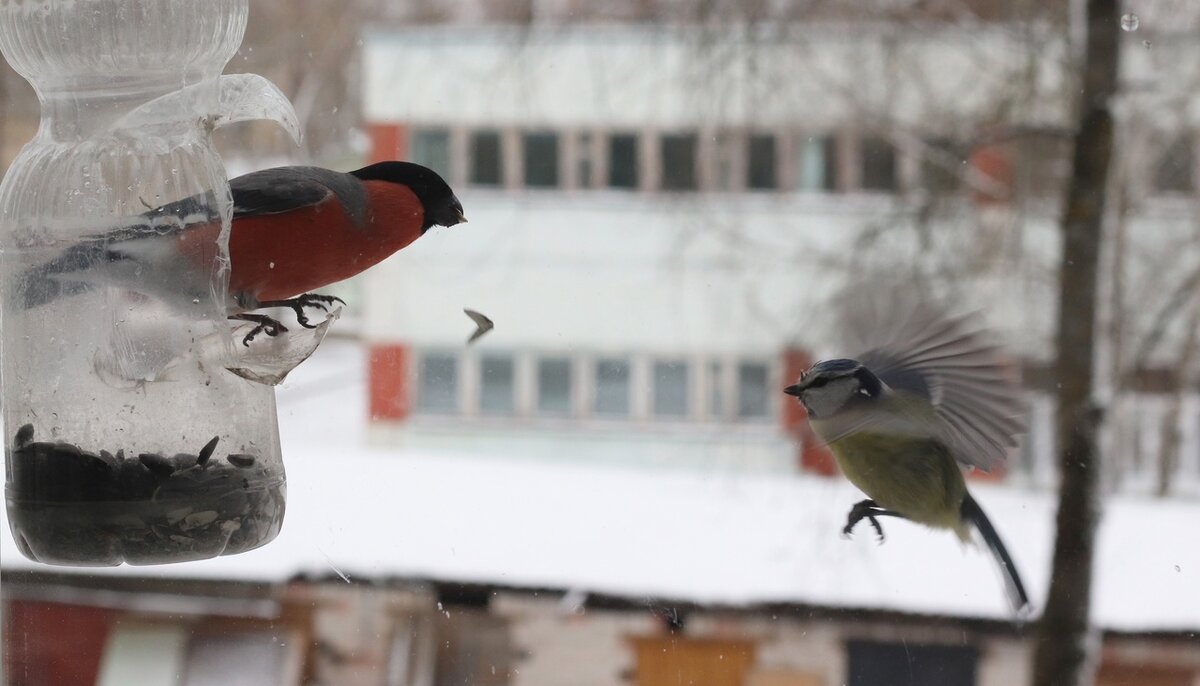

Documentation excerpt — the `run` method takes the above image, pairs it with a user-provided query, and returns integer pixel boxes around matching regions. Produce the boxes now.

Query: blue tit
[783,308,1030,613]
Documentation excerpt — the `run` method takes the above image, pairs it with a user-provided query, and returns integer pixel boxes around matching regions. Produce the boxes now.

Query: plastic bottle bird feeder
[0,0,303,565]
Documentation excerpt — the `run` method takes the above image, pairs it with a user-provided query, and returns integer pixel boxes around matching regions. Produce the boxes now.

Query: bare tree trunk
[1031,0,1119,684]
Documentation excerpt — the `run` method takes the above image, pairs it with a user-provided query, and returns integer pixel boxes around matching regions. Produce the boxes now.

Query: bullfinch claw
[257,293,346,329]
[229,313,289,346]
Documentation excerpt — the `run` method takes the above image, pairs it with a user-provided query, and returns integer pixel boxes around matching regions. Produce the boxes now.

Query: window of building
[479,354,516,416]
[608,133,639,189]
[524,131,560,188]
[182,631,293,686]
[660,134,698,191]
[795,136,837,192]
[537,357,572,415]
[97,624,190,686]
[737,362,770,419]
[847,640,978,686]
[1153,135,1195,194]
[470,130,502,186]
[653,360,690,417]
[409,128,451,179]
[747,134,778,190]
[594,358,631,416]
[860,136,897,192]
[418,352,458,413]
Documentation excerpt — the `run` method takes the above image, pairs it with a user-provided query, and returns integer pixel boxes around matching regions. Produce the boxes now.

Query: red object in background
[780,348,837,476]
[369,343,410,421]
[968,463,1006,482]
[368,122,407,164]
[968,142,1012,205]
[5,601,115,686]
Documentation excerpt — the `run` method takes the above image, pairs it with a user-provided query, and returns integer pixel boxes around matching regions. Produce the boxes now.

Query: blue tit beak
[783,384,803,397]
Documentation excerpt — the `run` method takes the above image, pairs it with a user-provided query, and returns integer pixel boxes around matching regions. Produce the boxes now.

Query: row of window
[409,126,881,194]
[415,351,774,422]
[405,125,1197,197]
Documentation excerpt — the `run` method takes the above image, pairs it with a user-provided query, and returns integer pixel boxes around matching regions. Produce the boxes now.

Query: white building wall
[364,25,1200,131]
[358,25,1200,488]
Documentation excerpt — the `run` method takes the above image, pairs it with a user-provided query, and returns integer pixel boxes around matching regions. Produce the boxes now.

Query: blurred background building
[2,1,1199,685]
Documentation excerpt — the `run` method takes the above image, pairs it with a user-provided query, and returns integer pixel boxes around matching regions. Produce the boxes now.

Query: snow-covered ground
[3,339,1197,633]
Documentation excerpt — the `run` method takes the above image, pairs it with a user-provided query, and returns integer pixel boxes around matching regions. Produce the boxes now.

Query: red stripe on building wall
[4,601,116,686]
[368,123,408,164]
[369,343,410,421]
[781,348,837,476]
[969,142,1012,205]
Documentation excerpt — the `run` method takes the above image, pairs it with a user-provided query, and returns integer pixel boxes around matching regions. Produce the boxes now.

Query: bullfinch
[783,305,1030,613]
[21,161,466,344]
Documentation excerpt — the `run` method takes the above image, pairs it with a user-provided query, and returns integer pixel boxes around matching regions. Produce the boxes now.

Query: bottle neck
[33,73,215,141]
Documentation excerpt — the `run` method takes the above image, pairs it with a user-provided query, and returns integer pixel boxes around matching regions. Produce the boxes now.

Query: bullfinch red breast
[21,161,466,344]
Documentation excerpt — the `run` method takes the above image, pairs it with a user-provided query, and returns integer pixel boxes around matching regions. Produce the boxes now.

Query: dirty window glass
[479,354,516,416]
[2,3,1197,686]
[536,357,572,415]
[652,360,689,417]
[418,352,458,413]
[594,357,631,417]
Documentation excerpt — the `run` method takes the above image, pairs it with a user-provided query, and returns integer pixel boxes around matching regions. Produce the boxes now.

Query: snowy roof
[2,340,1197,633]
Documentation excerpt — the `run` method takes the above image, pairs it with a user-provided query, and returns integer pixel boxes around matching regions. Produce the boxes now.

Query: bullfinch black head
[351,161,467,232]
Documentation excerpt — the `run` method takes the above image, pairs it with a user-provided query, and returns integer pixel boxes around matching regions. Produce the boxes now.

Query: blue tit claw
[843,499,903,544]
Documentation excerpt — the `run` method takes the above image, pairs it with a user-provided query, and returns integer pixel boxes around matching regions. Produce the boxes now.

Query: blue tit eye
[809,377,829,388]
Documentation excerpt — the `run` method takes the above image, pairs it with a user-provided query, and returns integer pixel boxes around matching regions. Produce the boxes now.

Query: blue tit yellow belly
[828,431,969,535]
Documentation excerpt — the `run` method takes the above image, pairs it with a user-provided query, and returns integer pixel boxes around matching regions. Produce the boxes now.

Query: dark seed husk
[139,453,176,477]
[50,442,82,459]
[227,454,256,468]
[197,436,220,466]
[15,424,34,447]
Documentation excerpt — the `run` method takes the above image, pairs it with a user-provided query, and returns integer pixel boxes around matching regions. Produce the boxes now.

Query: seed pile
[6,425,284,565]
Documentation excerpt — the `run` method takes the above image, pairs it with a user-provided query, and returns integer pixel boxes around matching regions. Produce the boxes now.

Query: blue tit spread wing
[853,307,1026,472]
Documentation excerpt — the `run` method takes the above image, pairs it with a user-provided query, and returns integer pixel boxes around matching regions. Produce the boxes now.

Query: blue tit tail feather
[961,493,1030,613]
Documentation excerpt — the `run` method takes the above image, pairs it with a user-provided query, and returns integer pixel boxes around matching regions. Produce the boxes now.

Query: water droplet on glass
[1142,40,1151,50]
[1176,565,1182,572]
[269,261,275,269]
[1120,13,1139,31]
[436,601,443,611]
[192,298,200,304]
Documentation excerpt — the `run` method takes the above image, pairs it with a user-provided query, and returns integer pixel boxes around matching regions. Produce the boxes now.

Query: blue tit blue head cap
[783,358,883,398]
